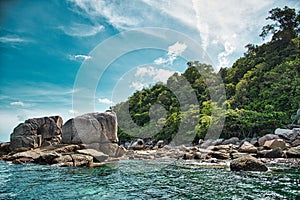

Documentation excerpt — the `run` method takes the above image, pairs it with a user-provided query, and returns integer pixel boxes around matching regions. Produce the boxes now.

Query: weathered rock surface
[230,156,268,171]
[10,116,63,151]
[0,142,10,156]
[263,139,286,149]
[286,146,300,158]
[258,134,279,146]
[129,139,145,150]
[76,149,109,162]
[239,141,257,153]
[222,137,240,145]
[62,112,118,144]
[82,143,126,157]
[257,148,283,158]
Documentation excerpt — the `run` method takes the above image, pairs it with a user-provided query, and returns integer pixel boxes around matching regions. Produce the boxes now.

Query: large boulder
[239,141,257,153]
[263,139,286,149]
[257,148,283,158]
[230,155,268,171]
[275,128,299,142]
[62,112,118,144]
[10,116,63,151]
[258,134,279,147]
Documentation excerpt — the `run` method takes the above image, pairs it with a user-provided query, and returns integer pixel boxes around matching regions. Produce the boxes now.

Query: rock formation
[10,116,63,151]
[62,112,118,144]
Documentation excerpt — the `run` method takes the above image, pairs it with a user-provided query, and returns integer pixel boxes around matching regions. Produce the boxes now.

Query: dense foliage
[113,7,300,144]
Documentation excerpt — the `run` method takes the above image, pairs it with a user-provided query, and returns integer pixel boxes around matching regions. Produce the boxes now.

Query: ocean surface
[0,160,299,200]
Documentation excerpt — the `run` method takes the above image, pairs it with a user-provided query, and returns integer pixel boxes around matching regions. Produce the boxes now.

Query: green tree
[260,6,300,42]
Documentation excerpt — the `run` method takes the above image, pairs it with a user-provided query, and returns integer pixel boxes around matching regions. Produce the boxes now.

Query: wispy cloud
[58,23,104,37]
[10,101,32,107]
[0,36,30,44]
[154,42,187,65]
[69,54,92,61]
[10,101,25,107]
[68,0,139,29]
[98,98,113,105]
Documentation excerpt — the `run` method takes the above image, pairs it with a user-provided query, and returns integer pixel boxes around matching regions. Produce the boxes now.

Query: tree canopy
[113,6,300,144]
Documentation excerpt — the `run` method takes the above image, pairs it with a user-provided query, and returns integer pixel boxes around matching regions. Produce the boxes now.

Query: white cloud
[68,0,139,29]
[130,82,145,90]
[167,42,187,57]
[0,36,30,44]
[98,98,113,105]
[59,23,104,37]
[217,41,236,69]
[10,101,32,107]
[70,54,92,61]
[154,42,187,65]
[135,66,175,83]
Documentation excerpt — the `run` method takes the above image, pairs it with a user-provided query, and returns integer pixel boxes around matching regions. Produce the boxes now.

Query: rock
[77,149,109,162]
[129,139,145,150]
[250,138,259,146]
[10,116,63,151]
[222,137,240,145]
[258,134,279,146]
[52,155,73,166]
[239,141,257,153]
[0,142,10,156]
[83,143,126,157]
[52,144,82,153]
[291,139,300,147]
[286,146,300,158]
[230,156,268,171]
[183,153,194,160]
[155,140,164,148]
[70,154,93,167]
[257,148,283,158]
[34,152,60,165]
[200,139,224,148]
[263,139,286,149]
[62,112,118,144]
[209,145,231,151]
[208,151,230,160]
[275,128,298,142]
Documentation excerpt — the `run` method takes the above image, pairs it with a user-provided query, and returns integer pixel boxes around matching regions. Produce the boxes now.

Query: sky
[0,0,299,141]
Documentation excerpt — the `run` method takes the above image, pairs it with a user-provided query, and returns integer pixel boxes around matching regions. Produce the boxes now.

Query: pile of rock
[0,112,126,167]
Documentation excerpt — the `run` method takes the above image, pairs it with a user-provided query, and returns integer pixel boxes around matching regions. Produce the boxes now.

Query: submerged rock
[230,156,268,171]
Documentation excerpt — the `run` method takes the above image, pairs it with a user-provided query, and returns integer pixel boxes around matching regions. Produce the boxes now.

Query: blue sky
[0,0,299,141]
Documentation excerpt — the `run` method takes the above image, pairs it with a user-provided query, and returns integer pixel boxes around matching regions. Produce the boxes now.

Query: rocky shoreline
[0,113,300,171]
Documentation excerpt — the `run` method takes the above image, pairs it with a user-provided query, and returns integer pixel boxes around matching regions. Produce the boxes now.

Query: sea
[0,159,299,199]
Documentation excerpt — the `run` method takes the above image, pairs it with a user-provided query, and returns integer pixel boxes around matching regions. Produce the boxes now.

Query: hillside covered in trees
[113,6,300,144]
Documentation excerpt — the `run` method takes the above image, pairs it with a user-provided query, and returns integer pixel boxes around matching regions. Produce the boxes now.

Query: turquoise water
[0,160,299,200]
